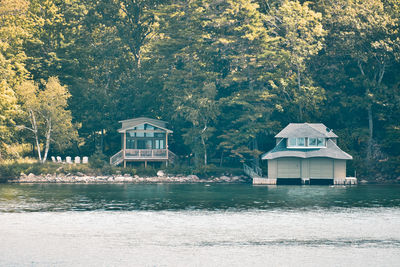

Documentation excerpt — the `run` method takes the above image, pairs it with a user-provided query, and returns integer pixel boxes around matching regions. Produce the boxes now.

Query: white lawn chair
[56,156,62,163]
[51,156,56,163]
[82,156,88,164]
[74,156,81,164]
[66,156,72,164]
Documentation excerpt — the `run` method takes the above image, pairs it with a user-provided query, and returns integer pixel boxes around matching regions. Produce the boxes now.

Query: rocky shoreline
[10,172,249,184]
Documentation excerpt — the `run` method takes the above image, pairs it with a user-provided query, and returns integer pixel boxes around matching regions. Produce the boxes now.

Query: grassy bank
[0,158,243,183]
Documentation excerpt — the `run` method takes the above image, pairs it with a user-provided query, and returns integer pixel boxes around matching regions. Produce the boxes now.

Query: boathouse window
[308,137,325,147]
[297,138,305,146]
[288,137,305,147]
[309,138,317,146]
[288,138,296,147]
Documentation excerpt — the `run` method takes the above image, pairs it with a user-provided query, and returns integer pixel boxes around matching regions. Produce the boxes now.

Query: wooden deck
[110,149,176,166]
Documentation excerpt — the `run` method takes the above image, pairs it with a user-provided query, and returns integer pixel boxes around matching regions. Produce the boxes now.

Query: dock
[244,163,357,185]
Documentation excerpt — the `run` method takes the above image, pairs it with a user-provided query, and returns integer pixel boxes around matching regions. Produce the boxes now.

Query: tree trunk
[101,128,104,153]
[43,119,52,163]
[367,105,373,161]
[297,64,303,121]
[253,138,259,167]
[201,135,207,166]
[30,110,42,162]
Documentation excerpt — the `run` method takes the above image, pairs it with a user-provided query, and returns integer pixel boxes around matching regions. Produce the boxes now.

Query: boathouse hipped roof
[275,123,338,138]
[262,139,353,160]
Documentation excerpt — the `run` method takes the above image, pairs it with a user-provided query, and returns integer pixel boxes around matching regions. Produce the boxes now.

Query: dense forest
[0,0,399,180]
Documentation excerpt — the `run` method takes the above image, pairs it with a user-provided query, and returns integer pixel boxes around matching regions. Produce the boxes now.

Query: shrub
[136,166,157,177]
[119,167,137,176]
[164,164,193,176]
[0,164,20,181]
[192,165,243,178]
[89,151,107,169]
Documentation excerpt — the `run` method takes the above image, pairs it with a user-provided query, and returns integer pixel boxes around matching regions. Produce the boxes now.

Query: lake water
[0,184,399,266]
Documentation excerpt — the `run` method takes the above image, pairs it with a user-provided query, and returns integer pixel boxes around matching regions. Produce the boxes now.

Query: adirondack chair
[82,156,88,164]
[66,156,72,164]
[51,156,56,163]
[74,156,81,164]
[56,156,62,163]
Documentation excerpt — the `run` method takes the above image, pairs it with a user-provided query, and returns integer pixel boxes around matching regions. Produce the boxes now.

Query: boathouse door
[309,158,333,179]
[277,158,301,178]
[276,158,301,185]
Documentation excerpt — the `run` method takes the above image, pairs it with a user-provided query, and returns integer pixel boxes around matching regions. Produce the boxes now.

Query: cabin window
[146,132,154,137]
[146,125,154,130]
[155,140,165,149]
[136,132,144,137]
[126,138,135,149]
[137,140,146,149]
[155,132,166,138]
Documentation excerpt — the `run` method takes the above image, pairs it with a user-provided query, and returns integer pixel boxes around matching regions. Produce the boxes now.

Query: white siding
[301,159,309,178]
[334,160,346,179]
[268,159,278,179]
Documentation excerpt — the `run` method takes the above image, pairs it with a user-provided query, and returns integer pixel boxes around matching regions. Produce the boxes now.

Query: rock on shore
[12,173,249,184]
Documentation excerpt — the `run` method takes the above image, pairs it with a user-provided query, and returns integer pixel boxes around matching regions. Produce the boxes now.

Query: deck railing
[110,149,177,166]
[110,150,124,165]
[168,150,177,163]
[243,163,261,179]
[125,149,168,158]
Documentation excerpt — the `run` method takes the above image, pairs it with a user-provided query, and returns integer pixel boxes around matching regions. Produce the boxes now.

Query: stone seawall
[10,173,249,184]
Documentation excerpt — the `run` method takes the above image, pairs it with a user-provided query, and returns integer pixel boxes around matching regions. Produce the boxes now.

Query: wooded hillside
[1,0,399,180]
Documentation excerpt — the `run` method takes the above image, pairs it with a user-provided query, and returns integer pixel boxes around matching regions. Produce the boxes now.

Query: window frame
[287,137,306,147]
[287,137,326,148]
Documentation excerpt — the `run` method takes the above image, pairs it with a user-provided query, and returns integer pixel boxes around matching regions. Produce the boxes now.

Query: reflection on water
[0,184,399,266]
[0,184,399,212]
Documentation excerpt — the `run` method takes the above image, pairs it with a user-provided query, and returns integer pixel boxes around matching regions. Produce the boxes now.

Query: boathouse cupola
[274,123,338,149]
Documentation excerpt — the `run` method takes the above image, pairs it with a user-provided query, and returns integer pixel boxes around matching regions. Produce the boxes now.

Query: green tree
[16,77,79,163]
[0,0,30,158]
[316,0,399,163]
[269,0,326,121]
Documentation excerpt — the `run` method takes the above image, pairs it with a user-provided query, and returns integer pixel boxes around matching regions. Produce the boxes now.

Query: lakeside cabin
[258,123,354,185]
[110,117,176,167]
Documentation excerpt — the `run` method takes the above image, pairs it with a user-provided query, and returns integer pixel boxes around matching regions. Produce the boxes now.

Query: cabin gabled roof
[275,123,338,138]
[261,139,352,160]
[118,117,172,133]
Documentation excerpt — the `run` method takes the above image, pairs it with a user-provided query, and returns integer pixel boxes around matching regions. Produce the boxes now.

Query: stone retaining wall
[11,173,249,184]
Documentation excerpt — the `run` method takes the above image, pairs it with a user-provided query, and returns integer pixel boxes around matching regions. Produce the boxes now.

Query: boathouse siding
[267,158,346,180]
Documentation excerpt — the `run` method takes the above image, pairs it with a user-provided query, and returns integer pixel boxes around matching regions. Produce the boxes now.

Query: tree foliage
[0,0,399,180]
[16,77,79,163]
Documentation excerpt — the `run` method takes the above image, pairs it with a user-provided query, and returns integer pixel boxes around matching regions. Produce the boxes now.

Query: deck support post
[123,132,126,168]
[166,133,169,162]
[145,160,147,168]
